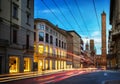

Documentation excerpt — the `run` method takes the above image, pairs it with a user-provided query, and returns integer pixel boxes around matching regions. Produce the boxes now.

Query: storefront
[24,58,31,72]
[9,56,19,73]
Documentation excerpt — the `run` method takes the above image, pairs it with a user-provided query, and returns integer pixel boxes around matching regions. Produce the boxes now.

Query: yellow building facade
[34,18,67,72]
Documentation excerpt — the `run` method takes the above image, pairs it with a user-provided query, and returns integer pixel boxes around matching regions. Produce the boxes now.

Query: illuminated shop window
[45,45,48,53]
[38,60,43,72]
[24,58,30,72]
[9,56,19,73]
[50,47,53,54]
[64,51,66,57]
[34,45,36,51]
[61,51,63,57]
[38,45,44,54]
[45,60,48,70]
[58,49,60,57]
[55,49,58,55]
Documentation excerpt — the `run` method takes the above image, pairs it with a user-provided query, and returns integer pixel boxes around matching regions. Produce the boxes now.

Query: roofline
[67,30,81,38]
[34,18,67,36]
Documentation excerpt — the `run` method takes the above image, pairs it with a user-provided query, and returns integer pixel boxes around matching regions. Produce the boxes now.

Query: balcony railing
[0,39,9,47]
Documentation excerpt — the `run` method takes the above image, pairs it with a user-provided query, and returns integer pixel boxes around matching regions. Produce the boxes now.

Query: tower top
[102,11,106,15]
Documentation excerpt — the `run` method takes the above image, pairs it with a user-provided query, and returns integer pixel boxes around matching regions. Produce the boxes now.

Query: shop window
[50,47,52,54]
[9,56,19,73]
[38,45,44,54]
[24,58,30,72]
[45,45,48,53]
[34,45,36,51]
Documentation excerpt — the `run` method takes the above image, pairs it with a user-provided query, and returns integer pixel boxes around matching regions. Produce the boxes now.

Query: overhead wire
[92,0,101,31]
[41,0,66,28]
[63,0,86,36]
[52,0,74,30]
[73,0,90,38]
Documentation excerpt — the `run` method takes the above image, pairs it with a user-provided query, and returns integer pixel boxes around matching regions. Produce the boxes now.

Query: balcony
[0,39,9,47]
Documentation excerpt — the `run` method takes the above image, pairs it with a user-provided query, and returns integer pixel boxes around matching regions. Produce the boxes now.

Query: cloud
[91,31,100,37]
[94,38,101,44]
[42,9,57,13]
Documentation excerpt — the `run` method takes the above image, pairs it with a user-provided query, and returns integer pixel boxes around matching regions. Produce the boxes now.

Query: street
[56,71,120,84]
[1,70,89,84]
[1,70,120,84]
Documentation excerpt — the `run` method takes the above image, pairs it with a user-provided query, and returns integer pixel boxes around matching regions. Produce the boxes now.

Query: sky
[34,0,111,55]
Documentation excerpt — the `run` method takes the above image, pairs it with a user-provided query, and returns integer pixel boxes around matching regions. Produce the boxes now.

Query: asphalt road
[1,70,85,84]
[1,70,120,84]
[55,71,120,84]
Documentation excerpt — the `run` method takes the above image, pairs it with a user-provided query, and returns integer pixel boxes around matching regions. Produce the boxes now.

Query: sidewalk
[0,69,74,83]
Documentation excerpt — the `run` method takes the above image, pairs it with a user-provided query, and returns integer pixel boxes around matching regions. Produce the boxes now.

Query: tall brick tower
[101,11,106,69]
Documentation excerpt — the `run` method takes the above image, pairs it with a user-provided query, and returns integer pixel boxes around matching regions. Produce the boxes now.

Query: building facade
[90,39,94,52]
[90,39,96,66]
[107,30,116,69]
[34,18,67,72]
[0,0,34,74]
[67,31,81,68]
[108,0,120,69]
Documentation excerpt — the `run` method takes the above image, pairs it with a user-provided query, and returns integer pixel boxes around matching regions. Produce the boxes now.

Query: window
[13,4,18,19]
[34,25,36,30]
[50,29,52,34]
[26,13,30,25]
[39,32,44,41]
[27,0,30,8]
[38,45,44,54]
[26,35,29,49]
[38,24,44,30]
[45,33,49,43]
[59,40,61,47]
[45,46,48,53]
[62,41,63,48]
[40,24,44,30]
[50,35,53,44]
[24,58,30,72]
[49,47,52,54]
[9,56,19,73]
[34,32,36,41]
[45,26,49,32]
[64,43,66,49]
[56,38,58,46]
[13,29,17,44]
[55,32,58,36]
